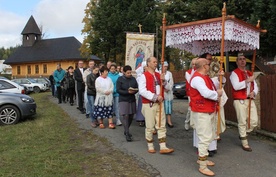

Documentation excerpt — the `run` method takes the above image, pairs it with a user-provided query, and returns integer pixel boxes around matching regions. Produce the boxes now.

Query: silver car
[12,78,47,93]
[0,79,25,94]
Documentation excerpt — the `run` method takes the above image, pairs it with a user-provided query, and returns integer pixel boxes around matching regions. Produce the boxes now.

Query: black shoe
[124,132,132,137]
[167,123,174,128]
[208,150,215,157]
[86,114,89,118]
[80,109,85,114]
[77,107,80,110]
[211,150,217,154]
[70,103,73,106]
[125,134,132,142]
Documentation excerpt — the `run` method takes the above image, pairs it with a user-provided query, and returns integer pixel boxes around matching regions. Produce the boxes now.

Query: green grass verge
[0,92,151,177]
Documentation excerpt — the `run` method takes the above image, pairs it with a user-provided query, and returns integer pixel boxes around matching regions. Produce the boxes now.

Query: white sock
[148,143,154,150]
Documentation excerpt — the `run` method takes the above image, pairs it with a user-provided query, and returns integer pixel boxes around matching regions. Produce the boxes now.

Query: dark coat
[116,75,138,103]
[74,68,86,91]
[62,72,75,90]
[86,73,98,96]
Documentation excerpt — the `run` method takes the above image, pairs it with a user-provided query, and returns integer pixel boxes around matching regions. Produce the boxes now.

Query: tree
[81,0,276,66]
[81,0,159,64]
[0,46,18,60]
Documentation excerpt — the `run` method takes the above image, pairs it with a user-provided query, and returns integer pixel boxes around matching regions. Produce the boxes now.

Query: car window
[21,79,30,84]
[28,78,37,83]
[0,80,16,90]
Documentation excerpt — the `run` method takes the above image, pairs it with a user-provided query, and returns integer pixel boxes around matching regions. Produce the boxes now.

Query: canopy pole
[248,20,260,129]
[217,2,226,136]
[159,13,166,128]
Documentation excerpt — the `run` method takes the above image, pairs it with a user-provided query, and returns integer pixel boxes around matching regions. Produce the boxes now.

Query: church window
[27,65,31,74]
[43,64,47,74]
[17,66,21,74]
[35,65,39,74]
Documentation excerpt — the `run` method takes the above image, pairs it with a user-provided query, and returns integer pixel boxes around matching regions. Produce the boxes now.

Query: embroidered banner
[125,33,154,70]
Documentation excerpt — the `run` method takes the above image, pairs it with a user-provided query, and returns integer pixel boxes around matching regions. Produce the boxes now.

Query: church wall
[10,60,88,78]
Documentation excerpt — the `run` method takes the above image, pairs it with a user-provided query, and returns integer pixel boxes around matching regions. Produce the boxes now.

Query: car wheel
[0,105,20,125]
[33,86,41,93]
[176,95,184,99]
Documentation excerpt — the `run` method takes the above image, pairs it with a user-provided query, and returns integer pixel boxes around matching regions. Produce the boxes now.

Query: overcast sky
[0,0,88,48]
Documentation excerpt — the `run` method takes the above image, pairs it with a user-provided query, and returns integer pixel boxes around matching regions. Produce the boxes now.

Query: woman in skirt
[116,65,139,141]
[162,61,174,128]
[93,66,115,129]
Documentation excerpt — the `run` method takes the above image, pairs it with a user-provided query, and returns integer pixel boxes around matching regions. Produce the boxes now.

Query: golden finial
[256,20,260,28]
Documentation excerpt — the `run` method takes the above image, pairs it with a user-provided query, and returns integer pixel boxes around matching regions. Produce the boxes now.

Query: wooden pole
[248,20,260,129]
[217,2,226,136]
[159,13,166,128]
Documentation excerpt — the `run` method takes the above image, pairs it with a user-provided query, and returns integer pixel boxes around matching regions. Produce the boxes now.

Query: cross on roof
[138,24,142,34]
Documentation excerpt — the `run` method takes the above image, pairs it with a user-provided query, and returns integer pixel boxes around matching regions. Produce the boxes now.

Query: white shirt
[164,71,174,101]
[79,68,84,75]
[229,71,258,96]
[138,73,160,101]
[190,75,219,101]
[185,68,195,84]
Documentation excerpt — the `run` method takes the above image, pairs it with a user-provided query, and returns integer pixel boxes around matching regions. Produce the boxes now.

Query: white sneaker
[184,123,189,131]
[116,119,122,126]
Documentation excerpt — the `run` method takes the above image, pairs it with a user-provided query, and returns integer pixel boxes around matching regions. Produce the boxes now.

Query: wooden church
[4,16,100,78]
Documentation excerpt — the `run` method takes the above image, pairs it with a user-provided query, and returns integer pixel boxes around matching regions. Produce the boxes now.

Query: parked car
[173,81,187,99]
[12,78,47,93]
[33,77,50,90]
[0,76,8,80]
[0,92,36,125]
[0,79,25,94]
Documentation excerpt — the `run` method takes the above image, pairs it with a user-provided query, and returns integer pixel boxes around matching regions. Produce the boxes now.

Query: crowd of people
[49,53,258,176]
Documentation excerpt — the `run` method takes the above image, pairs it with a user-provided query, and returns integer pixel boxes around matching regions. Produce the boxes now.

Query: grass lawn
[0,92,151,177]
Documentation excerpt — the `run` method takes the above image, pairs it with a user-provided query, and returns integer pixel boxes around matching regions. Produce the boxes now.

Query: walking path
[51,96,276,177]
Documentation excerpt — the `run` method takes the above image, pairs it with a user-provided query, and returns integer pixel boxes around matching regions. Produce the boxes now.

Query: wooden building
[4,16,100,78]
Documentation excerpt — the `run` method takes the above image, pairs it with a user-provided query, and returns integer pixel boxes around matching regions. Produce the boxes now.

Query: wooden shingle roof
[21,15,42,35]
[4,37,85,64]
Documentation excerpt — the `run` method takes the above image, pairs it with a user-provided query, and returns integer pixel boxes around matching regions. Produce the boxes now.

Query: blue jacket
[108,71,120,97]
[54,69,66,87]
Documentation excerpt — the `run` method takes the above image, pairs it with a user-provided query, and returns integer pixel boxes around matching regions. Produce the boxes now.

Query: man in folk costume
[190,58,222,176]
[185,58,198,131]
[230,53,258,152]
[139,57,174,154]
[193,53,227,157]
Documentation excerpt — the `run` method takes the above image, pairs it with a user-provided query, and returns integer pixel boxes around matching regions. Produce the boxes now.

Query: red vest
[189,72,217,113]
[232,68,254,99]
[185,69,193,96]
[142,71,164,103]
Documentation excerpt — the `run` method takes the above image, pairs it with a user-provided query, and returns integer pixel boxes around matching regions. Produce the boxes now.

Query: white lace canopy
[166,17,261,55]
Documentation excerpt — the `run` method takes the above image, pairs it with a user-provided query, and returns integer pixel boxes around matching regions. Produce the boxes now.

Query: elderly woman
[162,61,174,128]
[116,65,138,141]
[93,66,115,129]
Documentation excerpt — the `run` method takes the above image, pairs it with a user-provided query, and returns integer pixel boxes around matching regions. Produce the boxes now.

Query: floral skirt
[93,105,113,119]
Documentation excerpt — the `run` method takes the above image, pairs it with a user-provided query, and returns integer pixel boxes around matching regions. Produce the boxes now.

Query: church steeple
[21,16,42,47]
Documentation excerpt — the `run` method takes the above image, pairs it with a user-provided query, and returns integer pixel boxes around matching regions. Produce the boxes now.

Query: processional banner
[125,33,154,71]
